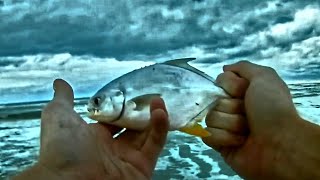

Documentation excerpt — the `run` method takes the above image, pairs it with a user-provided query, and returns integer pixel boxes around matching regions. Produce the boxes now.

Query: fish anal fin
[129,94,161,111]
[179,123,211,137]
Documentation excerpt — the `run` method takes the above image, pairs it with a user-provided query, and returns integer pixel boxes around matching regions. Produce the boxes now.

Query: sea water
[0,82,319,180]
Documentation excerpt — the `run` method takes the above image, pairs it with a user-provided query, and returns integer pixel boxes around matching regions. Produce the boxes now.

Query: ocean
[0,77,319,179]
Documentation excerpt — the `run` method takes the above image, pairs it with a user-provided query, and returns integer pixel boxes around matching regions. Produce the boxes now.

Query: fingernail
[223,65,231,72]
[52,79,74,107]
[152,109,169,130]
[53,79,64,98]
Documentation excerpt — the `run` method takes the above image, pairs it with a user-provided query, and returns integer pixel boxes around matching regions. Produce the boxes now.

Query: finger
[216,72,249,98]
[206,111,248,134]
[202,128,246,150]
[90,123,123,137]
[223,60,270,81]
[214,98,244,114]
[141,108,169,165]
[116,129,148,149]
[97,123,123,137]
[52,79,74,107]
[106,125,124,137]
[150,97,168,115]
[116,97,169,149]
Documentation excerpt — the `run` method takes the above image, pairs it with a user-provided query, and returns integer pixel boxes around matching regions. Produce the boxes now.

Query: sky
[0,0,320,103]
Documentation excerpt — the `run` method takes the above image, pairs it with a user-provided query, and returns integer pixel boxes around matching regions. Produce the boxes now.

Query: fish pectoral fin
[126,100,137,110]
[129,94,161,111]
[179,123,211,137]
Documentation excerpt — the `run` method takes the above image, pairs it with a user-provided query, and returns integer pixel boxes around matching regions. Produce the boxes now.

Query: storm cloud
[0,0,319,62]
[0,0,320,103]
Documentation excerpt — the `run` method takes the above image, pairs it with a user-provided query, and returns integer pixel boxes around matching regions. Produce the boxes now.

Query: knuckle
[237,60,252,67]
[205,111,218,126]
[41,103,55,119]
[205,113,212,125]
[263,66,277,74]
[238,79,249,90]
[224,71,238,81]
[41,101,68,119]
[215,98,225,110]
[225,99,238,113]
[231,81,246,97]
[215,73,224,85]
[216,72,233,86]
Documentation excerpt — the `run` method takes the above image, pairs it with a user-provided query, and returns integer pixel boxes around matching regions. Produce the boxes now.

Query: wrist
[12,163,63,180]
[13,162,108,180]
[273,117,320,179]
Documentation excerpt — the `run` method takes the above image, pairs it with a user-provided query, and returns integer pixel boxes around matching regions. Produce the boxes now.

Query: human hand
[14,79,169,180]
[203,61,306,179]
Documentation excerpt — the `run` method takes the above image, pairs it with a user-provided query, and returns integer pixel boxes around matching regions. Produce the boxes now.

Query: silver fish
[87,58,228,137]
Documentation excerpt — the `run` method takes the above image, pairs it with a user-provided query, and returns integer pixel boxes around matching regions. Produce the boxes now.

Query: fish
[87,58,229,137]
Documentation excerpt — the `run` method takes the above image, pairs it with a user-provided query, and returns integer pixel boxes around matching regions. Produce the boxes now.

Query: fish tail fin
[179,123,211,137]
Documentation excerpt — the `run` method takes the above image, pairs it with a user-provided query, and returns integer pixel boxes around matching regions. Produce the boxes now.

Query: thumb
[53,79,74,107]
[223,60,263,81]
[41,79,77,136]
[40,79,79,157]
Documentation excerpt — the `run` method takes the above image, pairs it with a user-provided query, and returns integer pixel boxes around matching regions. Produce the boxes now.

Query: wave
[1,53,320,104]
[0,97,89,121]
[1,82,319,122]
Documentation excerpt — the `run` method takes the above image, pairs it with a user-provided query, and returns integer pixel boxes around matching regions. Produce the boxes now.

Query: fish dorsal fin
[128,94,161,111]
[163,58,215,82]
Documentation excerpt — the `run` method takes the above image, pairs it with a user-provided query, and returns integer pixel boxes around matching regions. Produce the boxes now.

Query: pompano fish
[87,58,228,137]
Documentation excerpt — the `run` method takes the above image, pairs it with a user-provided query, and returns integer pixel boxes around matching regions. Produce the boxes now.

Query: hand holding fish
[203,61,320,180]
[202,69,249,150]
[13,79,169,180]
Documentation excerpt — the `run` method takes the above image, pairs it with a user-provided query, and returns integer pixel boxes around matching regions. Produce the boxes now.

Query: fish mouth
[87,108,101,117]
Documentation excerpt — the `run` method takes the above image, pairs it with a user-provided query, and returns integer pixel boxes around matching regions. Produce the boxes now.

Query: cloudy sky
[0,0,320,103]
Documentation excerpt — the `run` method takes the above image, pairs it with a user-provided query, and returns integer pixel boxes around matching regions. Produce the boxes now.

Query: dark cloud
[0,0,319,68]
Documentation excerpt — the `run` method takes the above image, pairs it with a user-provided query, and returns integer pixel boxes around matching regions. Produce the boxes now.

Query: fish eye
[93,97,101,106]
[115,91,122,96]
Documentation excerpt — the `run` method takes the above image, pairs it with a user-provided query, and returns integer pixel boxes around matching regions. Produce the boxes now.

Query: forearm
[274,118,320,179]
